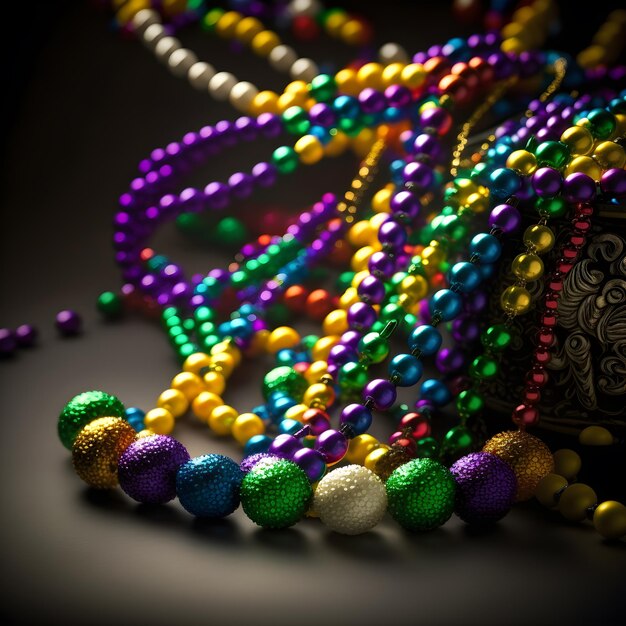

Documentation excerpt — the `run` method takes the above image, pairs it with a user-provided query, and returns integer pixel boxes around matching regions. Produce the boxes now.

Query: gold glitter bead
[593,501,626,540]
[72,417,136,489]
[369,445,413,482]
[483,430,554,501]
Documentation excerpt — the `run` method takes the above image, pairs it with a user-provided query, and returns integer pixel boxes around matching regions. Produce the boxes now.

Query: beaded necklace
[55,7,626,541]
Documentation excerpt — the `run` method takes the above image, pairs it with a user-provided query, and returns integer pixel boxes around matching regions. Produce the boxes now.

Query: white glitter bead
[313,465,387,535]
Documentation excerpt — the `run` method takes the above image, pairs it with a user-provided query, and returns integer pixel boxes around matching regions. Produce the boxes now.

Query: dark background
[1,2,625,625]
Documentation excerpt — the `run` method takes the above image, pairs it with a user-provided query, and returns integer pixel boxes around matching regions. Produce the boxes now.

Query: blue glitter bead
[420,379,452,406]
[176,454,243,518]
[244,434,272,456]
[430,289,463,321]
[388,353,423,387]
[469,233,502,263]
[409,325,442,355]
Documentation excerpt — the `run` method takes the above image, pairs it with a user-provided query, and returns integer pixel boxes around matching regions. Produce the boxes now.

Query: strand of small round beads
[534,426,626,540]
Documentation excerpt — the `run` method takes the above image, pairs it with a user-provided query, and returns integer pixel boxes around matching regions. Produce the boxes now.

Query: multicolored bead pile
[55,0,626,540]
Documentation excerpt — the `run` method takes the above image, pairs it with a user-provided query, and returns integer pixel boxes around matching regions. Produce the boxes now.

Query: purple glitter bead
[0,328,17,355]
[240,452,280,474]
[450,452,517,524]
[55,310,82,335]
[15,324,38,347]
[118,435,190,504]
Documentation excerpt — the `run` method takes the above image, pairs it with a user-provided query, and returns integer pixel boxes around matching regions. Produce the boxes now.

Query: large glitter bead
[118,435,190,504]
[482,430,554,501]
[176,454,243,518]
[72,417,136,489]
[241,458,312,529]
[59,390,126,450]
[313,465,387,535]
[262,366,308,401]
[386,458,456,531]
[450,452,517,524]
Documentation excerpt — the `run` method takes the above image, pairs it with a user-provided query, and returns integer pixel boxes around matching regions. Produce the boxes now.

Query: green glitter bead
[96,291,122,317]
[263,366,308,400]
[469,355,498,380]
[481,324,512,351]
[216,217,248,245]
[585,108,616,139]
[272,146,299,174]
[240,459,312,529]
[282,106,310,135]
[58,390,126,450]
[536,196,567,218]
[309,74,336,102]
[386,458,456,531]
[534,141,570,169]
